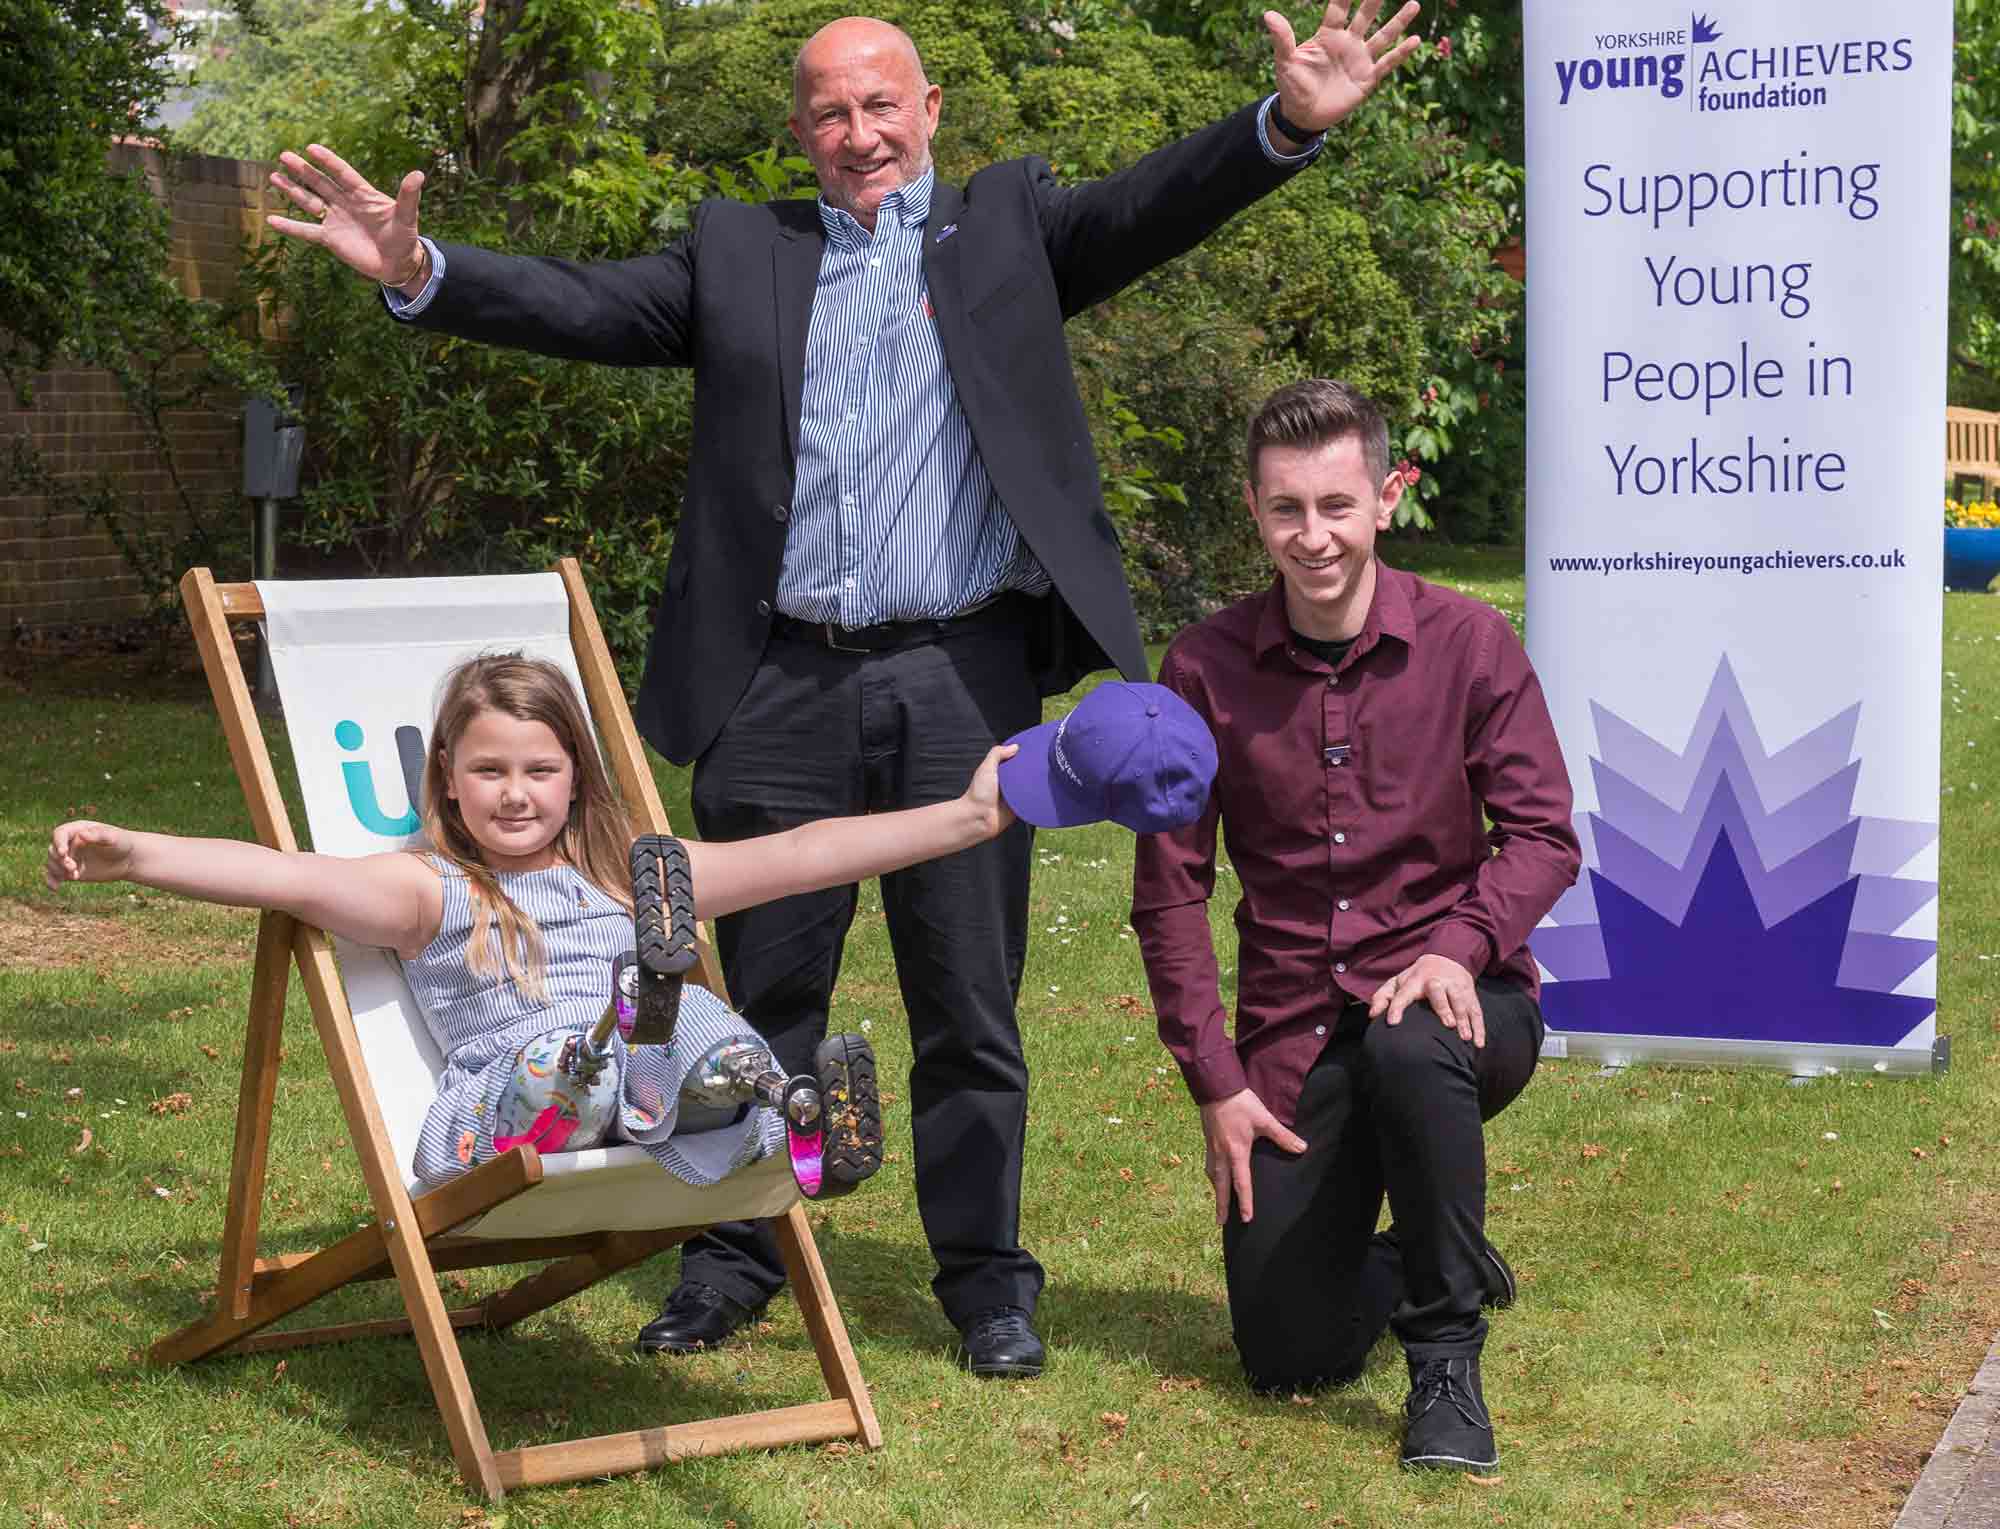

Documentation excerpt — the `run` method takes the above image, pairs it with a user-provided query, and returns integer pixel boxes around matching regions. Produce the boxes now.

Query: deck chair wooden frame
[150,560,881,1501]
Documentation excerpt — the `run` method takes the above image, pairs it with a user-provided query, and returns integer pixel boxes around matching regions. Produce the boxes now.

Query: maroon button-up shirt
[1132,564,1580,1128]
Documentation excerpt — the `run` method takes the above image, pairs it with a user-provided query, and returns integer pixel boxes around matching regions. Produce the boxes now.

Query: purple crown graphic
[1535,658,1935,1048]
[1691,12,1723,45]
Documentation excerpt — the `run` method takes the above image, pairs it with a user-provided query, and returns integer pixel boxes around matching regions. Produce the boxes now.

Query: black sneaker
[955,1305,1045,1379]
[1400,1354,1498,1472]
[628,835,698,1047]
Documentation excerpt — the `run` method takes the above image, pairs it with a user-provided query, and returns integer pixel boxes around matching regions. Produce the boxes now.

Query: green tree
[0,0,277,633]
[177,0,385,163]
[237,0,729,675]
[1953,0,2000,409]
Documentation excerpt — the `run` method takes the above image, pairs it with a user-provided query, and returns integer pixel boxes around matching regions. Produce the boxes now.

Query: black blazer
[412,102,1308,764]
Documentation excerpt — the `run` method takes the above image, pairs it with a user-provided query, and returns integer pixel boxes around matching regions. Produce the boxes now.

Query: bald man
[266,3,1422,1377]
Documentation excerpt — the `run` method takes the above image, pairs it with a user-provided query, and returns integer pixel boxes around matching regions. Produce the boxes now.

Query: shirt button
[1314,1025,1327,1037]
[771,504,789,522]
[1338,899,1349,911]
[845,411,858,422]
[1335,961,1347,973]
[841,493,856,506]
[1326,676,1337,688]
[869,256,882,267]
[756,599,771,617]
[1334,831,1346,844]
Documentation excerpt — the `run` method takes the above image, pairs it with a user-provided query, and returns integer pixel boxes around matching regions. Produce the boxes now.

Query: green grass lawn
[2,546,1995,1528]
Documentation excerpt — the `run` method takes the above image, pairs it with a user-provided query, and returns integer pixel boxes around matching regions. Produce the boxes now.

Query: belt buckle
[823,622,874,654]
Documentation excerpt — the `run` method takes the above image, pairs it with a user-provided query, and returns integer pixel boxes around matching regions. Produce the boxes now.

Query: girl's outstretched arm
[684,744,1019,922]
[46,821,443,959]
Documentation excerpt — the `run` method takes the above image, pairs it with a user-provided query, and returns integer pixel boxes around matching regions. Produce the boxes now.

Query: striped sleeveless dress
[402,857,782,1190]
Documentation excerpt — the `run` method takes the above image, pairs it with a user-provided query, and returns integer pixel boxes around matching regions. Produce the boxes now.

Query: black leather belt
[771,593,1030,654]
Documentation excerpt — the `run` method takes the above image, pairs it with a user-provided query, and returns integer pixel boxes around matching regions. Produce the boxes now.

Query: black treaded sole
[810,1033,883,1197]
[628,834,695,1046]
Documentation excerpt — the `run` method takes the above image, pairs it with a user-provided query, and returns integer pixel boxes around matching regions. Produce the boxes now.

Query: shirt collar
[1254,559,1416,667]
[817,167,936,244]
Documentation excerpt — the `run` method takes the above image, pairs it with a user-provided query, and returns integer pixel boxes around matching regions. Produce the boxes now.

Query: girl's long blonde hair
[418,654,633,1001]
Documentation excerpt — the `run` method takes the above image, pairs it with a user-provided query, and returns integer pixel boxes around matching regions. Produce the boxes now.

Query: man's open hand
[1368,952,1484,1047]
[1198,1088,1307,1225]
[267,145,427,288]
[1265,0,1423,134]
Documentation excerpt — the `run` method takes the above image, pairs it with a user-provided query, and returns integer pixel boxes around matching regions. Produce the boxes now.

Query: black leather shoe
[635,1281,763,1355]
[1400,1354,1498,1472]
[955,1306,1045,1379]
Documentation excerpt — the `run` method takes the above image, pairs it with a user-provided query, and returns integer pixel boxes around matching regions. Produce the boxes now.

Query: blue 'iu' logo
[335,719,428,837]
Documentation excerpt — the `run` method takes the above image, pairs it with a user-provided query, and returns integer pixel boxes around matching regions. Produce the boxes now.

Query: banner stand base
[1542,1030,1948,1078]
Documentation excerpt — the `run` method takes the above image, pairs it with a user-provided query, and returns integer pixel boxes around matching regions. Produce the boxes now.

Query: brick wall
[0,146,278,631]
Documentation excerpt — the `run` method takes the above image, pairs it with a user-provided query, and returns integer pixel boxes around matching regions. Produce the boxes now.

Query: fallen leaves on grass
[70,1128,91,1155]
[148,1092,193,1116]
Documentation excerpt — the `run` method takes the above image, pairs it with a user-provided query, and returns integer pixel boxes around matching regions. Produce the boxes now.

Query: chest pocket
[969,268,1036,325]
[1353,717,1410,811]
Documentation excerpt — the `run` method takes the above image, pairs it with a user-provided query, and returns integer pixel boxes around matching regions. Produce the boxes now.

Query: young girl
[45,653,1017,1192]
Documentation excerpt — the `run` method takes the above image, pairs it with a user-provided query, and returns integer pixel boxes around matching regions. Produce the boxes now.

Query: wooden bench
[1948,405,2000,500]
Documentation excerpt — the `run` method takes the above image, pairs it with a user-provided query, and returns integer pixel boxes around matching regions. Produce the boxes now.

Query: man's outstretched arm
[264,143,699,366]
[1035,0,1423,316]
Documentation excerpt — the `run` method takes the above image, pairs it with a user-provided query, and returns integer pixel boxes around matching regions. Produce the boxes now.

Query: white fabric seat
[260,573,798,1237]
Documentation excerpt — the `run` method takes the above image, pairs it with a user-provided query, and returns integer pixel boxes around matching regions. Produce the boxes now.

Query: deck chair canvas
[151,561,881,1500]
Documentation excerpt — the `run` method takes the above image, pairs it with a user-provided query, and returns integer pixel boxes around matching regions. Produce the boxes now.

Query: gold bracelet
[389,244,428,290]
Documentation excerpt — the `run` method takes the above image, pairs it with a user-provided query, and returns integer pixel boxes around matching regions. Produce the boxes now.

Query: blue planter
[1945,526,2000,591]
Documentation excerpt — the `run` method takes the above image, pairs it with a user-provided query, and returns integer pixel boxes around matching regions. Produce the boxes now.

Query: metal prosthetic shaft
[678,1040,822,1134]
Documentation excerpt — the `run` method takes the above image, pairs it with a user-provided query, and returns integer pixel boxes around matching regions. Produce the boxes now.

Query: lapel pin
[935,223,958,243]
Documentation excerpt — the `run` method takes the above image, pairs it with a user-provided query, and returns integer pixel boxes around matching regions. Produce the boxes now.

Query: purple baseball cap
[997,681,1218,833]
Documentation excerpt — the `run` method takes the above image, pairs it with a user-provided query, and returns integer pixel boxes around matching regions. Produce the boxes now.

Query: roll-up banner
[1523,1,1951,1075]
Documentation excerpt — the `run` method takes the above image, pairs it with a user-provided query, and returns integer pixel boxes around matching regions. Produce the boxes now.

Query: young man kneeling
[1132,379,1580,1471]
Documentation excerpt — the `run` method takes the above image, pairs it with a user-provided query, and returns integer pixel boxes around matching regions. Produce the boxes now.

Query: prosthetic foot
[676,1034,884,1200]
[629,833,698,1046]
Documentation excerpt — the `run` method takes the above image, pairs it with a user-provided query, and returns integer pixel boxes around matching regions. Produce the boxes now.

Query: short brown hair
[1245,379,1391,490]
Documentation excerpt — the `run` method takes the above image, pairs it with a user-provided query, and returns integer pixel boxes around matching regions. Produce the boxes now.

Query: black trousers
[679,616,1045,1325]
[1223,979,1542,1391]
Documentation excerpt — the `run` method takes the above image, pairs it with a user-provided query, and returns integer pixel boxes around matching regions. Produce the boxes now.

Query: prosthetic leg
[490,836,885,1197]
[625,834,884,1200]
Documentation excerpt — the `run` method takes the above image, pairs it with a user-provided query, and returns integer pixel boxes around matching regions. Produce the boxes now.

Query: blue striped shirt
[778,170,1049,626]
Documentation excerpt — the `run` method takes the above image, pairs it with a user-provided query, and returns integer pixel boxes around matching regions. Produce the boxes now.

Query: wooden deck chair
[151,561,881,1501]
